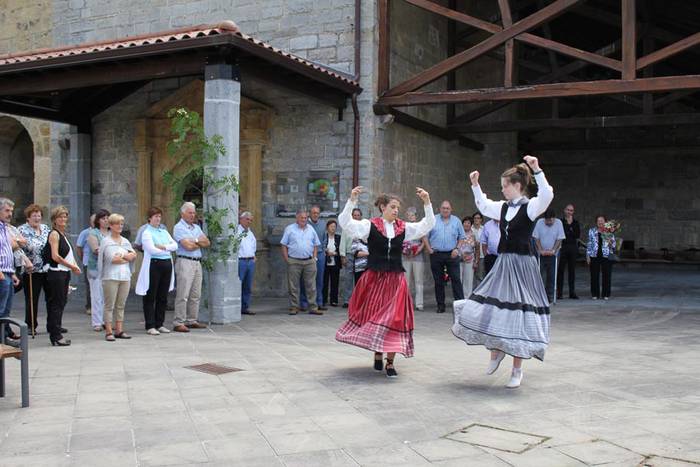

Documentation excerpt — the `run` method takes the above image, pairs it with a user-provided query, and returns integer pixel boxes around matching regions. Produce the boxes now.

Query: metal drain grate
[185,363,243,375]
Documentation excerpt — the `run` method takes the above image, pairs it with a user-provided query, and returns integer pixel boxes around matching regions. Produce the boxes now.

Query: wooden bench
[0,317,29,407]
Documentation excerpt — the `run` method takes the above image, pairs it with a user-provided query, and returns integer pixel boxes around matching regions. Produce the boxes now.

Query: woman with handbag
[586,215,616,300]
[322,219,342,307]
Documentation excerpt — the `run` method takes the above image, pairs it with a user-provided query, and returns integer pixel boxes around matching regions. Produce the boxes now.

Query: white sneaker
[416,306,423,311]
[147,328,160,335]
[603,297,609,301]
[506,369,523,388]
[157,326,171,334]
[486,351,506,375]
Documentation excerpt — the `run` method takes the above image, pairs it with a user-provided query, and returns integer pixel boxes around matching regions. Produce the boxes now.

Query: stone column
[201,63,241,324]
[67,126,91,244]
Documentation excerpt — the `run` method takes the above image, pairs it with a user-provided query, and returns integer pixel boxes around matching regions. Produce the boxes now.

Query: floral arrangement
[603,220,621,235]
[402,241,420,256]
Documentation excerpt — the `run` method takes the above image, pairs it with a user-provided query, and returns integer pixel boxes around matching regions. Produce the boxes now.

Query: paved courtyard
[1,267,700,466]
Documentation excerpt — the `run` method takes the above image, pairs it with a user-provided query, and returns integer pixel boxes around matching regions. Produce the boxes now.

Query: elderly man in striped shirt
[0,198,21,341]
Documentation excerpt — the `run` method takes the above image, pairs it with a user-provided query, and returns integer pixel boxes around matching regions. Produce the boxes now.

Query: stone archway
[134,79,270,233]
[0,116,34,222]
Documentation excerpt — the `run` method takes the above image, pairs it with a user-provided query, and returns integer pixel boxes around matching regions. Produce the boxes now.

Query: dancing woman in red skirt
[336,186,435,378]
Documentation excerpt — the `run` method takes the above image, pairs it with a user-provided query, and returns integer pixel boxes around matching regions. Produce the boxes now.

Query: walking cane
[29,273,35,338]
[552,253,558,306]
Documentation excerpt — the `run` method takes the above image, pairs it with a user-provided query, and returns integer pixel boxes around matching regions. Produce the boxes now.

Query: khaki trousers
[287,258,318,310]
[174,258,202,325]
[102,280,130,324]
[403,260,424,309]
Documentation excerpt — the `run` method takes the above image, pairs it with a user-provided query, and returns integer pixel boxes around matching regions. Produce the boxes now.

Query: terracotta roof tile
[0,21,358,88]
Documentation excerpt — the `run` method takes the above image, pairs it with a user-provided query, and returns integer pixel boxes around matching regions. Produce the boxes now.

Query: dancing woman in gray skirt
[452,156,553,388]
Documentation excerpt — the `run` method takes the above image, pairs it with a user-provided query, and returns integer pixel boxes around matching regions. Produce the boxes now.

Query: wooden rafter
[622,0,636,80]
[449,113,700,132]
[498,0,517,88]
[377,75,700,107]
[403,0,620,74]
[384,0,582,97]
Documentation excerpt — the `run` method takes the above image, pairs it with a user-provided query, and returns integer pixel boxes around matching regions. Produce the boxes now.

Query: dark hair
[462,216,473,224]
[147,206,163,220]
[93,209,111,228]
[501,163,533,194]
[472,212,483,219]
[326,219,337,230]
[595,214,607,223]
[374,193,402,212]
[544,209,555,219]
[351,208,362,217]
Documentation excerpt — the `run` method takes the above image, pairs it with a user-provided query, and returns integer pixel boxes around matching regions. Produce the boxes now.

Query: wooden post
[622,0,637,80]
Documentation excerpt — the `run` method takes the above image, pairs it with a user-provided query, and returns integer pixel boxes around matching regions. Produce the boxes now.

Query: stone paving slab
[1,269,700,466]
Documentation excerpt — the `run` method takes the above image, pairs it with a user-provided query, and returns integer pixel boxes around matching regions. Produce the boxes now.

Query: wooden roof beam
[384,0,583,96]
[378,75,700,107]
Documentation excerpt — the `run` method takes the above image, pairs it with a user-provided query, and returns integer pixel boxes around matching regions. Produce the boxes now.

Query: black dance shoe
[60,327,68,333]
[385,360,398,378]
[373,354,383,371]
[50,338,71,347]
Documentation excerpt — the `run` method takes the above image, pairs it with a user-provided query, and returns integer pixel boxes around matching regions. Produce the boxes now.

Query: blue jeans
[0,274,14,337]
[300,251,325,307]
[238,259,255,311]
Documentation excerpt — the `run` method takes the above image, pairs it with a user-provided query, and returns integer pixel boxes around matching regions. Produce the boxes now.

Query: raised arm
[523,155,554,220]
[469,171,505,220]
[338,186,371,241]
[404,194,435,242]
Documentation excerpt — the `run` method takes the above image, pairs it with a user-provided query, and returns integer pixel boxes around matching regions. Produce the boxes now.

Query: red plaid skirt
[335,269,415,357]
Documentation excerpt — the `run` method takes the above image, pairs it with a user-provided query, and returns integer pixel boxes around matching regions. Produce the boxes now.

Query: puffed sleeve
[472,185,505,220]
[404,204,435,242]
[526,171,554,221]
[338,199,371,241]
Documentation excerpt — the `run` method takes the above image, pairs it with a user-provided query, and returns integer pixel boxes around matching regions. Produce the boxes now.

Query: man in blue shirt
[75,213,95,316]
[426,200,466,313]
[300,205,327,310]
[281,208,321,315]
[481,219,501,275]
[533,209,566,303]
[172,202,211,332]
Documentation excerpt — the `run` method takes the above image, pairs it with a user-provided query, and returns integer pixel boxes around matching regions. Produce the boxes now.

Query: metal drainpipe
[351,0,361,188]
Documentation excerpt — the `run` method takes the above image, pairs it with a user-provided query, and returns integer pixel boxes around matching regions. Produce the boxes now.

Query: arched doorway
[0,116,34,222]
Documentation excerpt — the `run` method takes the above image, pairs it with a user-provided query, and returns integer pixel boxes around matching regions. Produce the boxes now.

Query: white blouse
[338,200,436,242]
[471,171,554,222]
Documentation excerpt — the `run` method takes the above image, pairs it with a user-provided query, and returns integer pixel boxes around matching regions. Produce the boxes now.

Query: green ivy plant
[163,107,245,270]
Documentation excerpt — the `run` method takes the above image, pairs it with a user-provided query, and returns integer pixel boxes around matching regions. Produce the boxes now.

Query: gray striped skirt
[452,253,550,361]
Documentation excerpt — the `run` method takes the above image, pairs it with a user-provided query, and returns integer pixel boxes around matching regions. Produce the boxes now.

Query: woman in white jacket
[135,207,177,335]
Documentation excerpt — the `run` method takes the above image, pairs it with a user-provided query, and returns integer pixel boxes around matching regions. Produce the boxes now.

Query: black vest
[366,221,405,272]
[498,202,535,256]
[45,229,71,268]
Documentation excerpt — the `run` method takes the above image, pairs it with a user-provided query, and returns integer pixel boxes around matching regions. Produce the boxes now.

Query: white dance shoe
[486,351,506,375]
[506,368,523,388]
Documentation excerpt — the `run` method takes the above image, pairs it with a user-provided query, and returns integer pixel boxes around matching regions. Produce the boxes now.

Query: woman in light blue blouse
[586,215,615,300]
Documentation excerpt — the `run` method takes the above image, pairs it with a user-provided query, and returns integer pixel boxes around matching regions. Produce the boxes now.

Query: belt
[177,255,201,262]
[150,258,171,262]
[434,250,456,253]
[289,256,312,261]
[239,257,254,260]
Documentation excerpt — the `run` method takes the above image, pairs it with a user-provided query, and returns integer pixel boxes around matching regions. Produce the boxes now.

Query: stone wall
[538,146,700,251]
[51,0,359,73]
